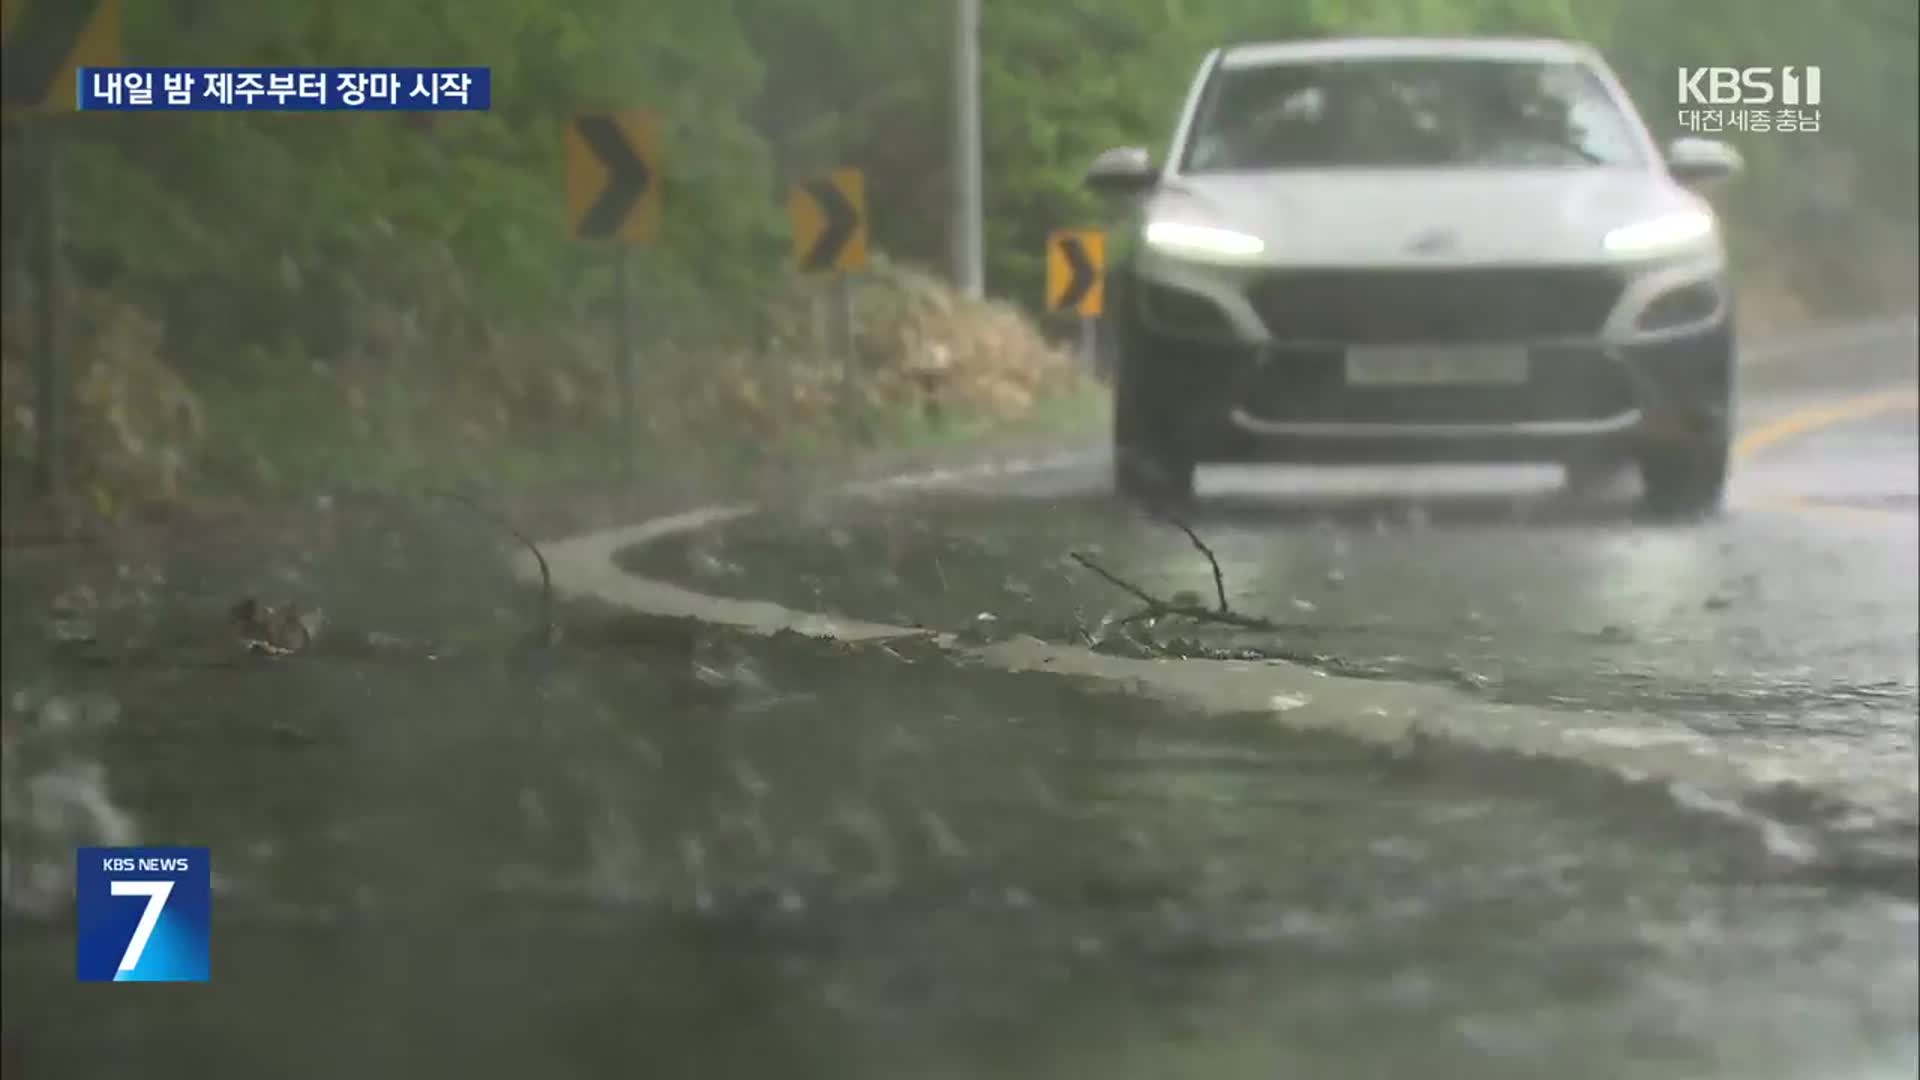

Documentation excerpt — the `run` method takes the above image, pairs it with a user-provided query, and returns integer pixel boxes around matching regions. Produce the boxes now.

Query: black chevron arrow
[574,115,652,239]
[1,0,104,106]
[801,178,858,271]
[1053,236,1097,312]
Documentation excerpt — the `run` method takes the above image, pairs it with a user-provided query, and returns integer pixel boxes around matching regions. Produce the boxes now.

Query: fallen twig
[426,487,554,647]
[1069,512,1267,633]
[1152,510,1230,614]
[1069,551,1283,632]
[1068,551,1160,608]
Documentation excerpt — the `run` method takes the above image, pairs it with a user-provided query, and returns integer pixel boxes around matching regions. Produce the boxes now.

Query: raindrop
[518,788,551,835]
[680,834,710,879]
[37,697,82,734]
[45,617,96,645]
[49,585,97,614]
[730,759,771,799]
[917,808,967,860]
[628,735,663,769]
[688,548,739,579]
[1369,836,1425,860]
[1385,970,1438,1008]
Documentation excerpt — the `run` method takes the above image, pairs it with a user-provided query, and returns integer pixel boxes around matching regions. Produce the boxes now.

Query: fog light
[1142,283,1234,336]
[1638,281,1723,331]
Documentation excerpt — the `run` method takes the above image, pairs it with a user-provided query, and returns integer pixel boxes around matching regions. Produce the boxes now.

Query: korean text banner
[77,68,491,111]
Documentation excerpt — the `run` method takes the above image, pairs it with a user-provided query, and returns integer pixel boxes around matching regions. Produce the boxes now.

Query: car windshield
[1182,55,1647,172]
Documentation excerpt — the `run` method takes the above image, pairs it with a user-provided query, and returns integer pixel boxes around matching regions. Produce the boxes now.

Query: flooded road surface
[5,328,1918,1079]
[626,330,1918,827]
[6,628,1915,1079]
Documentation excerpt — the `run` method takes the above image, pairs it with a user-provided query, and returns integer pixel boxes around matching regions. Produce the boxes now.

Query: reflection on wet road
[627,332,1919,820]
[5,328,1918,1079]
[5,633,1915,1079]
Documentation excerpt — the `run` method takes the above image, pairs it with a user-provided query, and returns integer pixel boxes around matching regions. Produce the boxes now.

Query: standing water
[3,507,1915,1079]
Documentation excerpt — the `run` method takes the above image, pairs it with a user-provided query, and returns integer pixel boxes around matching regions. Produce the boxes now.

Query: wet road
[4,324,1917,1079]
[627,324,1919,824]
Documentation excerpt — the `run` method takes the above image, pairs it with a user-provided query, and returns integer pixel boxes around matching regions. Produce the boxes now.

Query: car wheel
[1112,337,1195,504]
[1639,437,1729,518]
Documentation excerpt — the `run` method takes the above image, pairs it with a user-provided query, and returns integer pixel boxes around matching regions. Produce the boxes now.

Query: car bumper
[1117,253,1735,463]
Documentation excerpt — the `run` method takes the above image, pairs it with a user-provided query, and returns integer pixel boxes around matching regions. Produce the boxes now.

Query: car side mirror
[1085,146,1159,197]
[1665,137,1743,187]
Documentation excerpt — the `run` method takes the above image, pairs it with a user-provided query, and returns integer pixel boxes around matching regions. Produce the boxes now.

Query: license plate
[1344,346,1530,386]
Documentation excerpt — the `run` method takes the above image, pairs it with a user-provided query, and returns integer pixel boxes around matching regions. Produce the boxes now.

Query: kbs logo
[76,846,211,982]
[1677,67,1822,136]
[1677,67,1822,106]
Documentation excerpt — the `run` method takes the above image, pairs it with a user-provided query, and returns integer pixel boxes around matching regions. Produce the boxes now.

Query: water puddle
[4,490,1915,1078]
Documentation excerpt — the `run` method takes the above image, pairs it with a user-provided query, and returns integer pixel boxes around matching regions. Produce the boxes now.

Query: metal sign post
[612,248,633,479]
[565,109,660,482]
[5,0,122,499]
[33,126,64,497]
[789,169,869,387]
[1046,229,1106,375]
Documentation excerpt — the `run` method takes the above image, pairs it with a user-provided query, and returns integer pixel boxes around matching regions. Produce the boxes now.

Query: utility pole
[34,125,65,499]
[952,0,984,298]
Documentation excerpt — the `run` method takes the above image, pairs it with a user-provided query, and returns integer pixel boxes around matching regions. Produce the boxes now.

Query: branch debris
[1070,510,1307,634]
[1153,510,1230,614]
[426,487,555,647]
[1069,551,1284,635]
[1067,551,1162,609]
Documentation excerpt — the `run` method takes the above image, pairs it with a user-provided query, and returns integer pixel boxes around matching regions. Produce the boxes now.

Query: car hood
[1146,169,1714,267]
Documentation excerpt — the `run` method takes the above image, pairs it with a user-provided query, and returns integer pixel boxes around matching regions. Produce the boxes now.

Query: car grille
[1237,346,1638,425]
[1246,267,1626,344]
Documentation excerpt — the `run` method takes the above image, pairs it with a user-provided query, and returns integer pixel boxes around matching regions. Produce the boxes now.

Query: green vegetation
[1,0,1913,520]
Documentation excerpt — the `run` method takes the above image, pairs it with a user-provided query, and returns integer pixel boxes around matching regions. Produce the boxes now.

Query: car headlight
[1603,211,1716,258]
[1144,220,1266,262]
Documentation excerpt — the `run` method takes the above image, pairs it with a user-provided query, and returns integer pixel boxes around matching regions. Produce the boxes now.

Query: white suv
[1088,36,1744,516]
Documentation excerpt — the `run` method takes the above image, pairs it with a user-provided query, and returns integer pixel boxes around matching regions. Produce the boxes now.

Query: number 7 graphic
[110,880,174,973]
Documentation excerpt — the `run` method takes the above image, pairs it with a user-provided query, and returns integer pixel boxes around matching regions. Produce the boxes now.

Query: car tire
[1638,437,1729,519]
[1112,335,1196,504]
